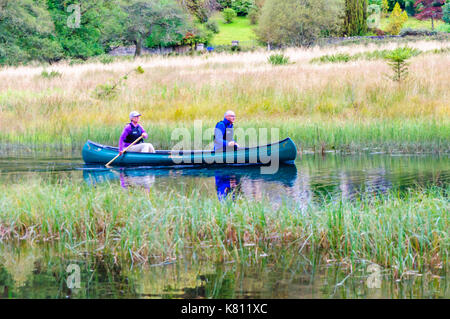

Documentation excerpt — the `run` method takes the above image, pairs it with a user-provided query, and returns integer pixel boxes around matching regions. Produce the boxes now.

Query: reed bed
[0,40,449,153]
[0,180,447,278]
[1,119,448,154]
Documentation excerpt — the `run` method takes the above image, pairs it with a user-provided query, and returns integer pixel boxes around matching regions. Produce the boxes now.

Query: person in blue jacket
[215,173,241,201]
[214,110,240,151]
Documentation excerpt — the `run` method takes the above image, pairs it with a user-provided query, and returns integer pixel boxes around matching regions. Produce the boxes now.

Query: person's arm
[139,124,148,139]
[119,124,131,152]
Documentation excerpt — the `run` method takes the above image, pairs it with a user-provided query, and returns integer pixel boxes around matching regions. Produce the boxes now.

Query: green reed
[0,180,447,278]
[1,119,448,154]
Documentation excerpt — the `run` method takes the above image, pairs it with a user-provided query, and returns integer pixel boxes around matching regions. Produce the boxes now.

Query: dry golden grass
[0,40,449,142]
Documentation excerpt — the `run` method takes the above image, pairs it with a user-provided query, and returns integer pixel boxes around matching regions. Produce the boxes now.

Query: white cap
[129,111,141,120]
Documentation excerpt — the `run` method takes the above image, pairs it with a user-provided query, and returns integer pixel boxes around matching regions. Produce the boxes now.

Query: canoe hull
[82,138,298,166]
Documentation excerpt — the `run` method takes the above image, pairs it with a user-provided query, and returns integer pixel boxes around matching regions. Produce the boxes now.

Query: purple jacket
[119,123,147,152]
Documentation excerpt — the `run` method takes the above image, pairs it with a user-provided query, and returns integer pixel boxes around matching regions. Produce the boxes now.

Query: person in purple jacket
[118,111,155,155]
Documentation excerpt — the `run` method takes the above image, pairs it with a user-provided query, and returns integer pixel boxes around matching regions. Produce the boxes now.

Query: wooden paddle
[106,135,144,167]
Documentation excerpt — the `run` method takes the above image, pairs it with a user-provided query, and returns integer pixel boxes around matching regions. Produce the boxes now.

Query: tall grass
[0,41,448,153]
[1,119,448,153]
[0,180,447,277]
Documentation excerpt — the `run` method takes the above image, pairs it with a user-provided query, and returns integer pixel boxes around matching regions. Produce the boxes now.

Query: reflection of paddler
[120,172,155,191]
[215,174,241,201]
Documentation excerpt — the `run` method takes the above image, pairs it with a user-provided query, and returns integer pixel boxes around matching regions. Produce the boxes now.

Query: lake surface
[0,152,448,298]
[1,152,448,202]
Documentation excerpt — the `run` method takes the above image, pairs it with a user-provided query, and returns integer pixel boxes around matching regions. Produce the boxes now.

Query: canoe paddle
[105,135,144,167]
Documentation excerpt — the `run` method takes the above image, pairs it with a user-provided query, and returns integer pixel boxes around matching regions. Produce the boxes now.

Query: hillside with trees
[0,0,449,65]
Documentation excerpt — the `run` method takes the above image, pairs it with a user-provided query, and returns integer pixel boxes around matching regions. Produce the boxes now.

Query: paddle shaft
[105,135,144,167]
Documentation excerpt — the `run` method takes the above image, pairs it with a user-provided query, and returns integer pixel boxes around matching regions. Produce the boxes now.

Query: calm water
[0,152,448,298]
[1,153,448,202]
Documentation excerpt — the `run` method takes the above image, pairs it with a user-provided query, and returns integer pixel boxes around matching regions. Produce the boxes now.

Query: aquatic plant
[0,180,447,278]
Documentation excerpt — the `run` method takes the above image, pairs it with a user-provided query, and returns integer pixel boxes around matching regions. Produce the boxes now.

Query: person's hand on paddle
[228,141,239,148]
[142,132,148,139]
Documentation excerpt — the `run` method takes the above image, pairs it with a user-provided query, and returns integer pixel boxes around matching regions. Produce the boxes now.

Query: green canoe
[82,138,298,166]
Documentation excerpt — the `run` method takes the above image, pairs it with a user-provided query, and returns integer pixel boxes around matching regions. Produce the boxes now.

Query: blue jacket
[214,118,235,151]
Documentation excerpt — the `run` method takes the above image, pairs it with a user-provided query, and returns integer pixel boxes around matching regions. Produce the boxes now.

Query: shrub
[404,0,416,16]
[386,3,408,35]
[268,53,290,65]
[436,23,450,33]
[223,8,237,23]
[310,53,352,63]
[373,28,386,36]
[40,70,62,79]
[257,0,343,47]
[231,45,241,52]
[205,20,219,33]
[230,0,256,16]
[97,54,115,64]
[399,28,437,36]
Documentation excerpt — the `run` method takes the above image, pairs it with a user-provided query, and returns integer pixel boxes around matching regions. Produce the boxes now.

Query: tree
[443,1,450,24]
[177,0,219,22]
[256,0,344,47]
[122,0,189,57]
[414,0,445,30]
[384,47,414,82]
[47,0,127,59]
[344,0,368,36]
[222,7,237,23]
[382,0,389,16]
[386,2,408,35]
[0,0,63,65]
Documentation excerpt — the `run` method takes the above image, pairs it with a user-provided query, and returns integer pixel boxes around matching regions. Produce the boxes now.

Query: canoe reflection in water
[82,164,298,201]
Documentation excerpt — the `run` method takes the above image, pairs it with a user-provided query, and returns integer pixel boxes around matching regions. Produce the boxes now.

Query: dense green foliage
[442,1,450,24]
[267,53,290,65]
[256,0,343,46]
[217,0,257,16]
[0,0,196,65]
[0,0,63,65]
[0,0,447,65]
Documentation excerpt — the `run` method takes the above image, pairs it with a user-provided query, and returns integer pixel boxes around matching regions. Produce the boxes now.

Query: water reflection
[0,245,447,299]
[1,153,448,203]
[83,165,299,201]
[215,173,241,201]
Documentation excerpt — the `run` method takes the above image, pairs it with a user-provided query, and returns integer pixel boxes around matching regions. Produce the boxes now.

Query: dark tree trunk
[134,40,142,57]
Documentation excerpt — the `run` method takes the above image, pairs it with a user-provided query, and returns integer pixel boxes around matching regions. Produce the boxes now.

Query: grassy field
[380,16,446,32]
[0,40,449,153]
[0,180,447,277]
[210,14,258,46]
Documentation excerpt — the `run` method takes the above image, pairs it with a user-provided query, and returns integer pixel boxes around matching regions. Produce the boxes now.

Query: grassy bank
[0,41,449,153]
[0,180,448,277]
